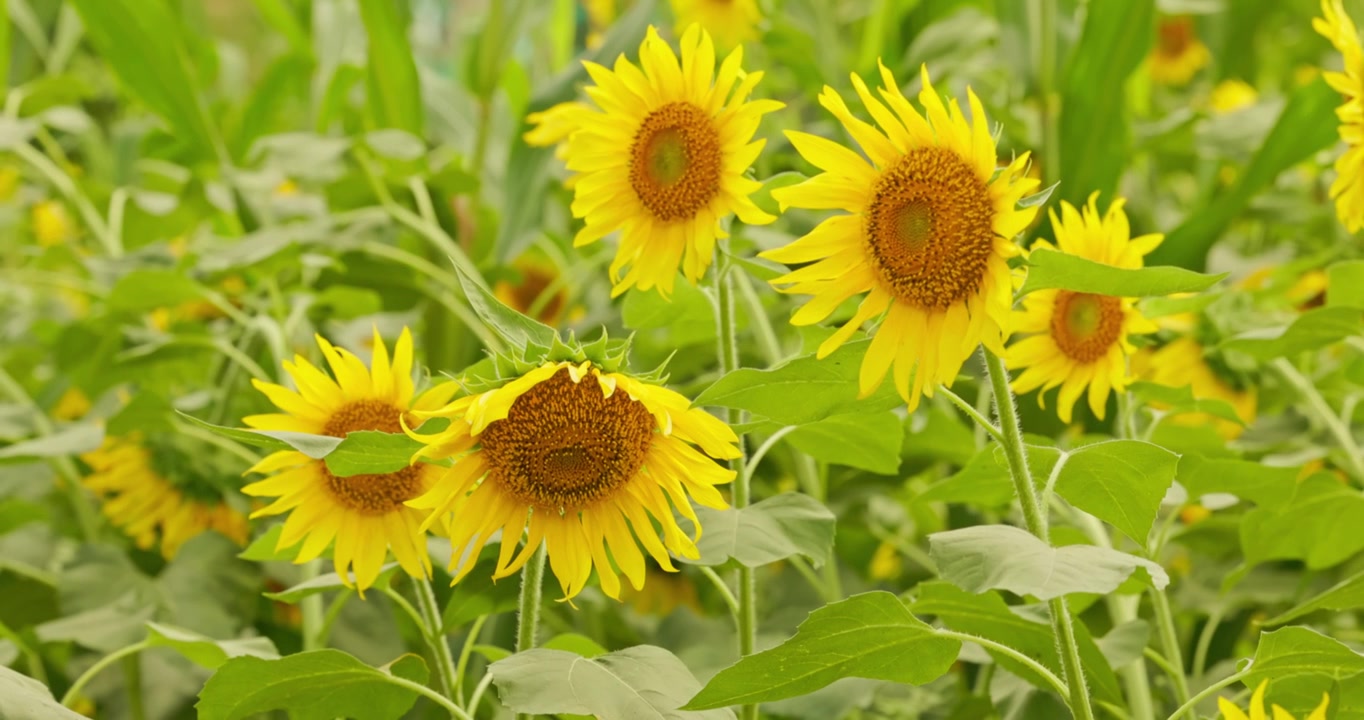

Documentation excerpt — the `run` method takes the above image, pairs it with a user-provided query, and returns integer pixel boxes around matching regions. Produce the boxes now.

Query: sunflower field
[6,0,1364,718]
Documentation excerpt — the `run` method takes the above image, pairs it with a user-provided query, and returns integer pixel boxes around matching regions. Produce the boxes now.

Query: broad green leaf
[0,499,46,536]
[1051,440,1178,545]
[1176,456,1297,507]
[0,665,88,720]
[107,270,208,314]
[441,550,522,631]
[491,645,734,720]
[684,493,836,569]
[909,581,1123,705]
[1151,79,1340,269]
[621,279,716,346]
[1057,0,1154,205]
[455,263,556,350]
[1242,626,1364,687]
[264,565,397,603]
[1221,306,1362,359]
[1241,475,1364,572]
[1019,249,1224,297]
[1328,260,1364,309]
[106,391,175,436]
[685,592,959,709]
[786,411,903,475]
[695,340,902,426]
[1128,381,1247,427]
[238,525,297,562]
[248,0,311,58]
[0,423,103,464]
[196,650,427,720]
[177,412,298,455]
[541,633,609,659]
[356,0,422,136]
[1263,570,1364,627]
[1096,621,1151,670]
[917,448,1016,508]
[465,0,531,101]
[66,0,220,160]
[146,622,280,670]
[322,431,424,477]
[928,525,1169,600]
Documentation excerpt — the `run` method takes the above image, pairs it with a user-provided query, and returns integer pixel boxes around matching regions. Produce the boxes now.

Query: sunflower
[241,328,459,592]
[494,254,579,326]
[1150,16,1210,86]
[1315,0,1364,232]
[1006,194,1162,423]
[558,24,781,297]
[1133,336,1257,439]
[32,200,76,247]
[524,100,596,185]
[81,436,249,559]
[1219,680,1329,720]
[1210,79,1259,114]
[405,360,739,602]
[670,0,762,50]
[763,64,1039,411]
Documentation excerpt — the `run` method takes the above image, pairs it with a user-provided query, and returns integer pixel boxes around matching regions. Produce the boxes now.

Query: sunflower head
[669,0,762,50]
[551,24,781,298]
[1133,335,1257,439]
[1314,0,1364,232]
[1218,679,1329,720]
[405,351,739,603]
[493,254,579,327]
[1007,193,1163,423]
[81,434,249,559]
[241,327,459,593]
[762,63,1039,411]
[1150,16,1211,85]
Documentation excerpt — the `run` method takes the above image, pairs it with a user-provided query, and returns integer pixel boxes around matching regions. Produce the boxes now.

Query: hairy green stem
[0,618,46,685]
[414,576,460,701]
[939,385,1006,444]
[937,629,1069,699]
[1191,606,1223,684]
[984,350,1094,719]
[383,673,473,720]
[61,641,148,707]
[1150,588,1191,705]
[299,560,326,652]
[698,566,740,619]
[453,615,488,703]
[1272,358,1364,481]
[123,655,145,720]
[1165,669,1248,720]
[514,544,547,720]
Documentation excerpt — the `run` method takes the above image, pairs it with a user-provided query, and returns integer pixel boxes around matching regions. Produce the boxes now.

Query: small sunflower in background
[539,24,781,297]
[670,0,762,50]
[1315,0,1364,232]
[1007,194,1163,424]
[241,328,459,593]
[406,354,739,602]
[1218,680,1329,720]
[1209,78,1258,114]
[1133,334,1257,439]
[1149,16,1210,86]
[32,200,76,247]
[764,64,1039,410]
[81,436,249,559]
[494,254,581,327]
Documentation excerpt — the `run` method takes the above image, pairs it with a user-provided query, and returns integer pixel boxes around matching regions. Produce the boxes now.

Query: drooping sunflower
[763,64,1040,410]
[1006,194,1162,423]
[405,360,738,602]
[242,328,459,592]
[1315,0,1364,232]
[1133,336,1257,440]
[81,436,249,559]
[1219,680,1329,720]
[494,254,580,327]
[1150,16,1210,86]
[556,24,781,297]
[670,0,762,50]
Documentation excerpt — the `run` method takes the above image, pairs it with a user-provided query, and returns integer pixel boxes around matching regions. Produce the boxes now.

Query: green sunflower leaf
[454,263,557,351]
[145,622,280,670]
[1018,249,1226,297]
[1049,440,1179,545]
[441,548,522,631]
[176,413,420,478]
[196,650,427,720]
[107,269,209,315]
[684,592,959,710]
[1176,456,1298,507]
[1128,381,1247,427]
[785,411,904,475]
[928,525,1169,599]
[1220,306,1363,359]
[681,492,836,570]
[1242,626,1364,687]
[1327,260,1364,309]
[0,665,88,720]
[1262,569,1364,627]
[492,645,735,720]
[1240,474,1364,573]
[356,0,422,136]
[0,423,103,465]
[264,564,398,603]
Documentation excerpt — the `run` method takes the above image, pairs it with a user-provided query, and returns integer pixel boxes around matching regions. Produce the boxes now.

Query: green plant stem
[984,349,1094,720]
[1150,587,1191,706]
[1272,358,1364,481]
[316,589,353,649]
[514,544,547,720]
[1142,648,1183,698]
[734,267,784,365]
[12,142,119,257]
[698,566,740,620]
[123,654,145,720]
[715,259,758,720]
[359,241,503,353]
[61,641,148,707]
[383,673,474,720]
[1165,669,1248,720]
[453,615,488,702]
[937,629,1069,699]
[299,560,326,652]
[939,385,1006,444]
[1191,607,1223,684]
[0,618,46,685]
[468,671,496,717]
[414,576,460,701]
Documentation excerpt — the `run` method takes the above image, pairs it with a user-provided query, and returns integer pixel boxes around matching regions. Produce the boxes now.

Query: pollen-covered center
[480,368,655,510]
[629,102,722,222]
[321,398,420,514]
[863,146,996,310]
[1051,291,1124,363]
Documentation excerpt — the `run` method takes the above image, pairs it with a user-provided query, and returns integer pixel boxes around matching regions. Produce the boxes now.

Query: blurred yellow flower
[555,24,780,297]
[764,64,1039,411]
[1315,0,1364,231]
[494,255,579,326]
[1210,79,1258,113]
[52,387,91,421]
[1008,194,1162,423]
[274,178,300,197]
[1150,16,1210,86]
[1219,679,1329,720]
[670,0,761,50]
[869,541,902,581]
[32,200,76,247]
[1134,336,1257,439]
[583,0,616,48]
[0,166,19,201]
[623,565,702,615]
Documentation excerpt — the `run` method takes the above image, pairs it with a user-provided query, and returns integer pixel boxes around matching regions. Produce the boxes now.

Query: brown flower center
[480,368,655,510]
[863,146,996,310]
[629,102,722,222]
[321,399,420,514]
[1157,17,1194,58]
[1050,291,1124,363]
[497,264,567,325]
